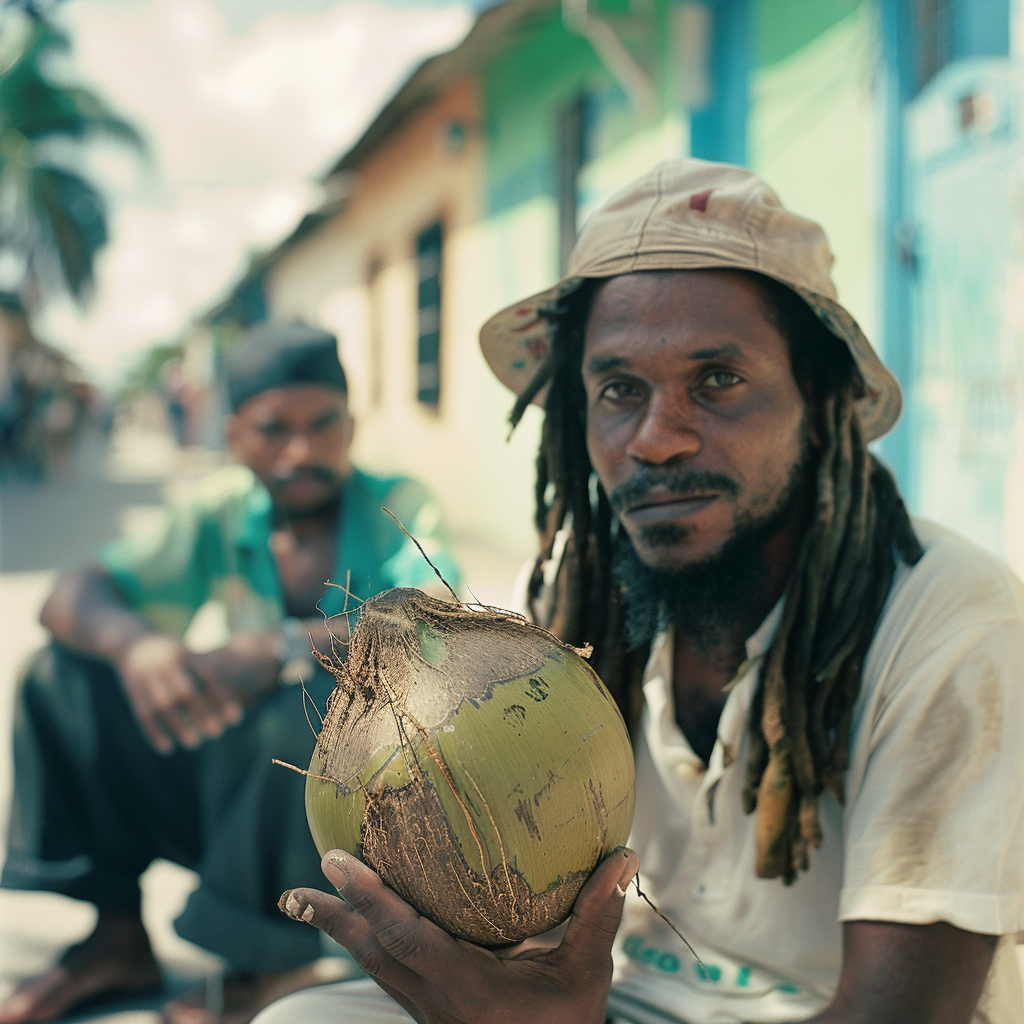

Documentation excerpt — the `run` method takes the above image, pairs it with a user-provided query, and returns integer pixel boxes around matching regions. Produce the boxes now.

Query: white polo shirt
[608,520,1024,1024]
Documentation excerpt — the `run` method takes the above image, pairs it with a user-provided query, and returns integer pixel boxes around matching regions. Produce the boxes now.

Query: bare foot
[161,962,345,1024]
[0,910,162,1023]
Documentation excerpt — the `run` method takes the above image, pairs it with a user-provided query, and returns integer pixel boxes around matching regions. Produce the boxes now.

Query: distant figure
[0,322,460,1024]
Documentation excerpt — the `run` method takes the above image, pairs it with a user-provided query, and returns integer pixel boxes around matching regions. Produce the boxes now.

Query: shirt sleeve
[377,478,461,595]
[839,618,1024,936]
[97,500,212,634]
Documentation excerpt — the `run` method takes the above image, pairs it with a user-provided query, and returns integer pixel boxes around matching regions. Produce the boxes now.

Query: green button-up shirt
[99,465,460,639]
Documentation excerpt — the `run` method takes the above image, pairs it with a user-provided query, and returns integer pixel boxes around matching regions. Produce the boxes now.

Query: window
[415,222,443,408]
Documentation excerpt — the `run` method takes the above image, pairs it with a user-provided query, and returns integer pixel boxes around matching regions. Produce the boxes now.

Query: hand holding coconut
[277,583,643,1020]
[281,845,639,1024]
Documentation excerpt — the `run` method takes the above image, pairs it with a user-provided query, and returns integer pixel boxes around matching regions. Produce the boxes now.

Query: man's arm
[41,564,346,754]
[278,855,998,1024]
[41,563,157,663]
[806,919,997,1024]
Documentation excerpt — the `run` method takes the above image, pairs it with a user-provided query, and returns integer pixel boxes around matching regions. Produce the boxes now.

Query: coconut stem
[271,758,338,785]
[381,507,460,604]
[630,875,704,969]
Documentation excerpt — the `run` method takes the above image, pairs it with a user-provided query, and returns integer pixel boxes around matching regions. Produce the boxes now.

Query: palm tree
[0,2,144,308]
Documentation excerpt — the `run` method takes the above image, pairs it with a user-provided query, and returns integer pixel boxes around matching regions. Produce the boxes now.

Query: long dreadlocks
[508,271,924,883]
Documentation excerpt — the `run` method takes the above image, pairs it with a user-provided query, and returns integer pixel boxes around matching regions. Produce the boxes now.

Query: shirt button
[692,883,707,898]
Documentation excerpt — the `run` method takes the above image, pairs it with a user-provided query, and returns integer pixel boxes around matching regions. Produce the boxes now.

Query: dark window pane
[415,221,443,408]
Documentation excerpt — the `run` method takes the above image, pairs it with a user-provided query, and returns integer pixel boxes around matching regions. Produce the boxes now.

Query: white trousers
[252,979,413,1024]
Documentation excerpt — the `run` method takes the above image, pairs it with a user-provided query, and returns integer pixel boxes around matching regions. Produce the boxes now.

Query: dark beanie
[225,322,348,411]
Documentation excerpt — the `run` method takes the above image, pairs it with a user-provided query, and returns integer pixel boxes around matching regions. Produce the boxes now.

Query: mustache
[271,466,341,488]
[609,468,740,515]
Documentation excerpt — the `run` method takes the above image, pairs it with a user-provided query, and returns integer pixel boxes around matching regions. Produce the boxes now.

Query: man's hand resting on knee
[279,847,640,1024]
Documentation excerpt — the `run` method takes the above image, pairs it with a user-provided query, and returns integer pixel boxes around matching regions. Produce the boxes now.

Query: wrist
[107,622,163,673]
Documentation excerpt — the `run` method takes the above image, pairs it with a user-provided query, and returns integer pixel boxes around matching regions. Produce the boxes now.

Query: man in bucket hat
[260,159,1024,1024]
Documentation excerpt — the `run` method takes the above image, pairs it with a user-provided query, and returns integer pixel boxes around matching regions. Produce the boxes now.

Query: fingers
[188,671,244,733]
[558,848,639,976]
[124,650,244,754]
[320,852,461,975]
[279,887,424,997]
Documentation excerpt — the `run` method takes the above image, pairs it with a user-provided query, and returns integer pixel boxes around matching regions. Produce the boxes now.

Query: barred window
[415,222,443,408]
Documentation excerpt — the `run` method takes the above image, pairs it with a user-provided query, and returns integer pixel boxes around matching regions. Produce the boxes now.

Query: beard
[270,465,345,519]
[612,436,814,651]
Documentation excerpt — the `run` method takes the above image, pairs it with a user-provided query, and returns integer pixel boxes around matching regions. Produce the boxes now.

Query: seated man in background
[0,322,460,1024]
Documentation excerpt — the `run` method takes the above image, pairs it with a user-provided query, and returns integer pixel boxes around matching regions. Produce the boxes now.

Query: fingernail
[284,892,303,919]
[301,903,315,923]
[616,858,639,897]
[326,853,349,892]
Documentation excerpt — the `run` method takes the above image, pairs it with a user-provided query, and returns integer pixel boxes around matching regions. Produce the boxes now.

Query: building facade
[210,0,1024,597]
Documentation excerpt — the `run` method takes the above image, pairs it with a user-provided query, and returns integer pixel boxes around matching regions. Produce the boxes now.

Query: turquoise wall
[481,1,675,217]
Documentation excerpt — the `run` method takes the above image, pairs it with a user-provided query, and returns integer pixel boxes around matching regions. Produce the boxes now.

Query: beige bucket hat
[479,158,901,441]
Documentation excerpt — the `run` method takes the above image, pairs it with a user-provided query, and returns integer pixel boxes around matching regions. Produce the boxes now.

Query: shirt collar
[236,476,273,551]
[640,596,786,779]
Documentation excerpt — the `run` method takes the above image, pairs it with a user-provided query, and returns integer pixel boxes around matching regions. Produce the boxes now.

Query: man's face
[582,269,812,573]
[228,385,354,515]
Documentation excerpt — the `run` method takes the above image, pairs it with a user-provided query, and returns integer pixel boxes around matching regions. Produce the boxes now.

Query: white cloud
[40,0,472,385]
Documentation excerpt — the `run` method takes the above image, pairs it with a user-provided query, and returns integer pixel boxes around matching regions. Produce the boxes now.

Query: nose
[281,429,313,468]
[625,391,701,466]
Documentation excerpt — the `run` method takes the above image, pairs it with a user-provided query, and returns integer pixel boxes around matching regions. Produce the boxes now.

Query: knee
[18,643,117,705]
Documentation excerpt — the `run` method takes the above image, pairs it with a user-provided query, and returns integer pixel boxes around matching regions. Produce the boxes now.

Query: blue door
[903,57,1023,557]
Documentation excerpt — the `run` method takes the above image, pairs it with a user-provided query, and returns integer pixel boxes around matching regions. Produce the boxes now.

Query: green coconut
[304,587,635,947]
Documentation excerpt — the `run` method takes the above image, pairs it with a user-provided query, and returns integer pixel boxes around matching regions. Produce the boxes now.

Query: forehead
[583,269,784,363]
[236,384,347,420]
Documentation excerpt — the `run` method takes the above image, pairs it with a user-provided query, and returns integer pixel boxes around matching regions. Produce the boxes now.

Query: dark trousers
[2,643,336,973]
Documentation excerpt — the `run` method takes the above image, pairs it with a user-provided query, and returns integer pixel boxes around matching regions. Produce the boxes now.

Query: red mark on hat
[526,336,549,358]
[511,316,543,334]
[690,189,713,212]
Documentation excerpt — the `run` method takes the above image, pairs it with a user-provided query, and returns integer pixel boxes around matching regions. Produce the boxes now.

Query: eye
[257,421,287,438]
[701,370,742,389]
[598,379,643,403]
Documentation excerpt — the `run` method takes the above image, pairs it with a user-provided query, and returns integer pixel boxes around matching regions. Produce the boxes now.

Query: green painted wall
[748,0,880,344]
[753,0,864,68]
[481,0,675,217]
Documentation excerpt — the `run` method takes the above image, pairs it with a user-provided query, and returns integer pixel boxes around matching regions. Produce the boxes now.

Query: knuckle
[341,882,379,918]
[376,920,419,963]
[350,936,387,978]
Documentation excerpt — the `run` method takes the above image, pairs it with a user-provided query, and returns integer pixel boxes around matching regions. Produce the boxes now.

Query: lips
[623,493,719,524]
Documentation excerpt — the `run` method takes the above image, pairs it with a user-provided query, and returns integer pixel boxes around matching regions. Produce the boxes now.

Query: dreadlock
[508,272,923,884]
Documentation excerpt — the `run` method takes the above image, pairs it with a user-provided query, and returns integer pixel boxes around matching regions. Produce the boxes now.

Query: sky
[38,0,475,386]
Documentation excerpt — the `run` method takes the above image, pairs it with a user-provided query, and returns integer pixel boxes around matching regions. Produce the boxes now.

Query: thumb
[558,848,639,971]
